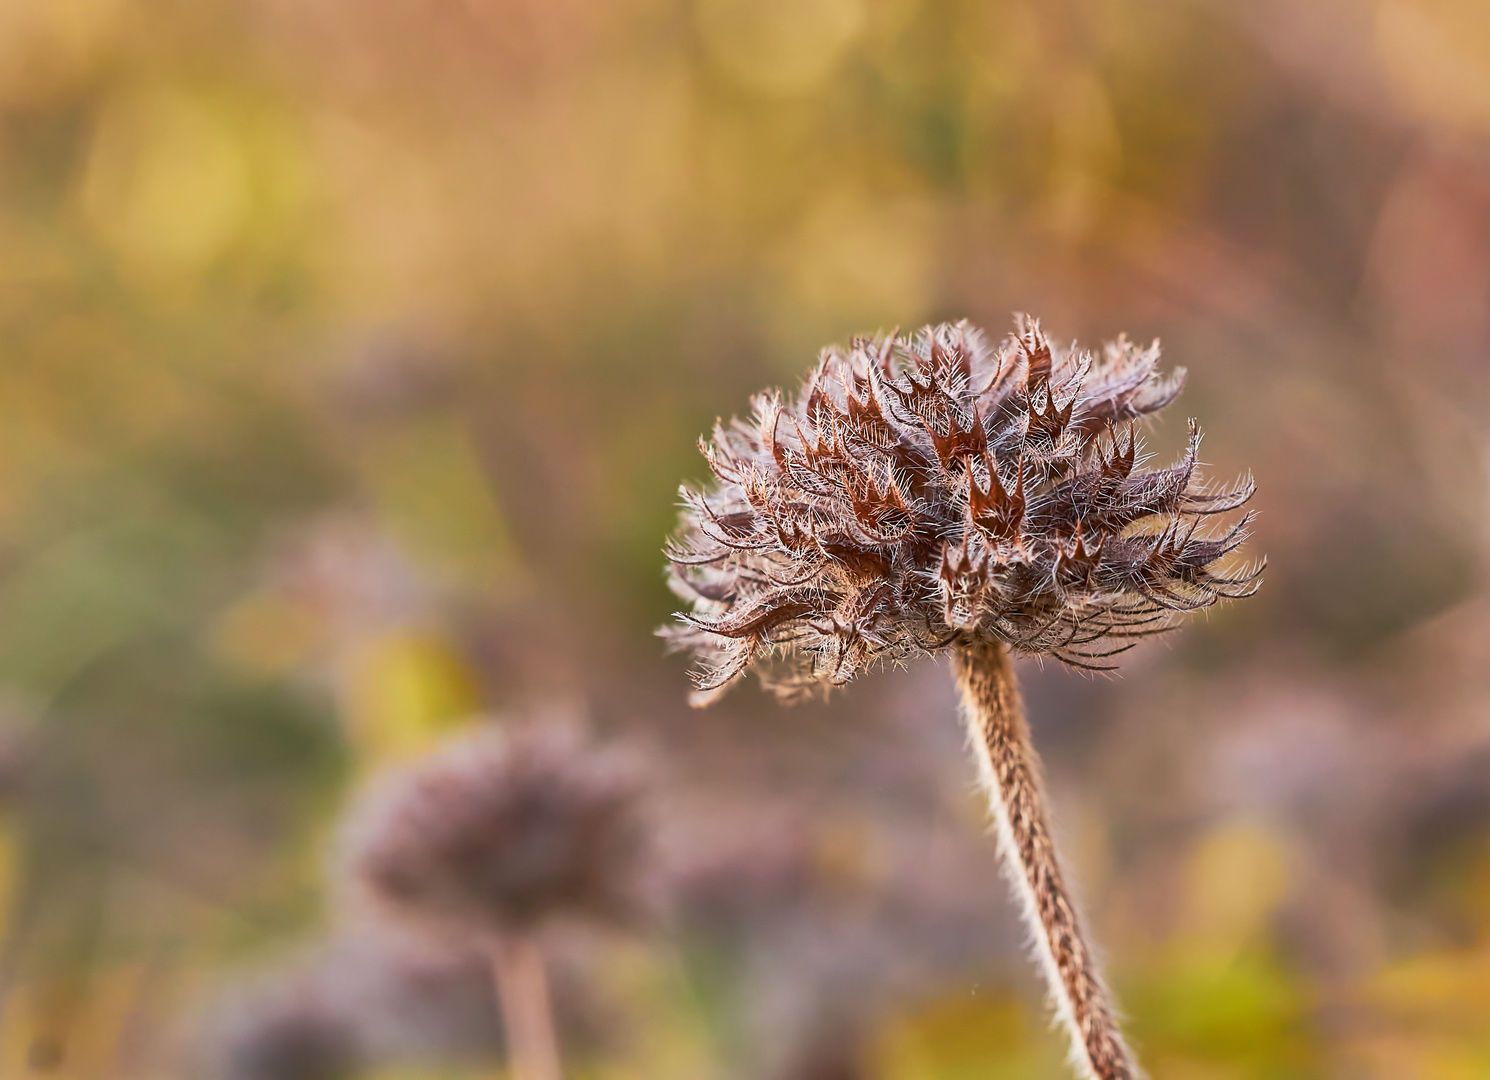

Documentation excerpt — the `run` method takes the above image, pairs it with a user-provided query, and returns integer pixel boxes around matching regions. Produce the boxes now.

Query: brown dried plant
[342,723,650,1080]
[663,317,1260,1080]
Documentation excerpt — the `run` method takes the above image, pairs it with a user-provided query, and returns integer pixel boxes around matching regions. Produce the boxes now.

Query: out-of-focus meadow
[1,0,1489,1076]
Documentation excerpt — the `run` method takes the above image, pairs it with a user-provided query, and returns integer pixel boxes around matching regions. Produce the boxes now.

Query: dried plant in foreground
[342,724,650,1080]
[663,317,1260,1079]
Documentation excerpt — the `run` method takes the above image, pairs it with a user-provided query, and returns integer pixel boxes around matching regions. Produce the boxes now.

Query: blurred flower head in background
[341,722,654,937]
[200,979,361,1080]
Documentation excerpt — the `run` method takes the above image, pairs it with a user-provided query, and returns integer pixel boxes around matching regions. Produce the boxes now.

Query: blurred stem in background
[488,933,562,1080]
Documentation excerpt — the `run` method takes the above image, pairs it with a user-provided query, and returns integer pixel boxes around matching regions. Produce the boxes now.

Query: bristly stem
[953,640,1139,1080]
[489,933,563,1080]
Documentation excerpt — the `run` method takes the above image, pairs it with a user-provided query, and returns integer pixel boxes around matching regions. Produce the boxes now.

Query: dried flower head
[665,316,1259,701]
[342,724,652,936]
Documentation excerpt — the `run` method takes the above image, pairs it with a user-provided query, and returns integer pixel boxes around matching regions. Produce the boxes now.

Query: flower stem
[953,640,1139,1080]
[489,933,563,1080]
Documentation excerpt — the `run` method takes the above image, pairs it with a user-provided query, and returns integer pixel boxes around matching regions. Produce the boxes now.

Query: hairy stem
[953,640,1138,1080]
[489,933,563,1080]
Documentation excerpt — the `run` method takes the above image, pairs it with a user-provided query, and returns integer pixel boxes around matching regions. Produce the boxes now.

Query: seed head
[342,724,652,936]
[664,316,1260,702]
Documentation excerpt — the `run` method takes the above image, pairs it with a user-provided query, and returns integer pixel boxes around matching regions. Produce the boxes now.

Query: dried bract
[665,317,1259,702]
[343,725,651,936]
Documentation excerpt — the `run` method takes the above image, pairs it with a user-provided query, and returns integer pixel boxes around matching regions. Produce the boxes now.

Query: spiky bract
[665,317,1258,702]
